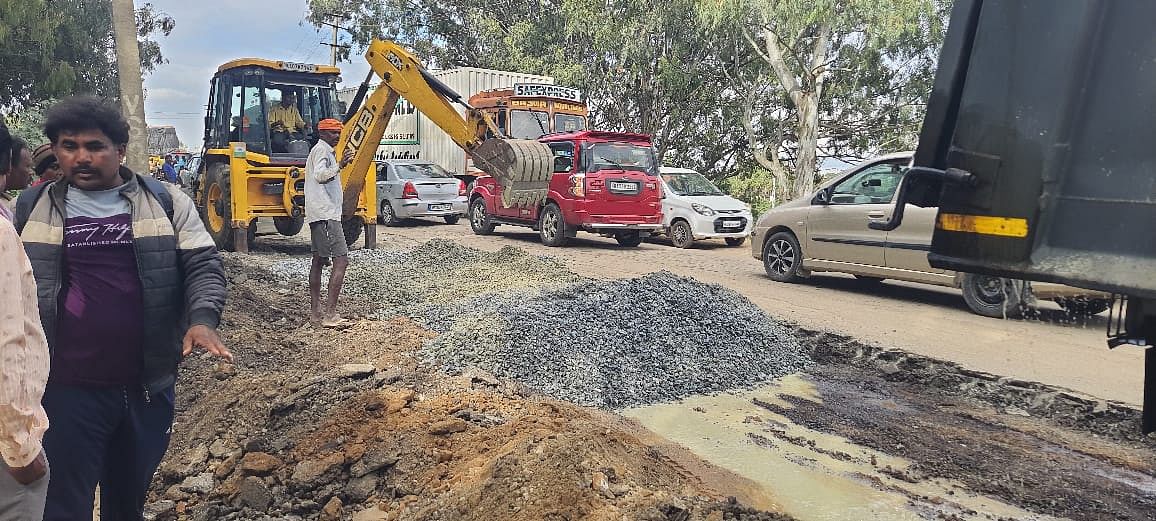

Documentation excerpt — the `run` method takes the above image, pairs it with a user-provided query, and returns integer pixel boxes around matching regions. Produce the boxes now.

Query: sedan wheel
[670,220,694,249]
[763,231,802,282]
[379,201,399,226]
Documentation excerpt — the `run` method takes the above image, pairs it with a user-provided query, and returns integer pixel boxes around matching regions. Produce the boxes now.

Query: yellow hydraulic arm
[335,39,553,222]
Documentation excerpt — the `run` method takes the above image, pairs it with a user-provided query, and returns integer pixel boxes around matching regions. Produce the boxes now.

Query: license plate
[428,203,452,212]
[609,181,637,192]
[722,220,742,228]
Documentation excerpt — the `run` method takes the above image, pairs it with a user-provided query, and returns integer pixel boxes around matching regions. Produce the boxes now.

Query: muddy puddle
[625,334,1156,521]
[626,375,1057,521]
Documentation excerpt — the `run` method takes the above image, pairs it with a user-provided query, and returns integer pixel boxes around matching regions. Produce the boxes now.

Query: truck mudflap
[472,138,553,209]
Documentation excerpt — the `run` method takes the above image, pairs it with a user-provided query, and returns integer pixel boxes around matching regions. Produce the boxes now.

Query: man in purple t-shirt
[15,97,231,520]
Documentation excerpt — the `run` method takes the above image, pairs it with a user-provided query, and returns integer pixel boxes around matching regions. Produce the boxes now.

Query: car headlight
[691,203,716,216]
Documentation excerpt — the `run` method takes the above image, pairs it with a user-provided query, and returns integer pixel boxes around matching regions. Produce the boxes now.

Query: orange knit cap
[317,119,343,131]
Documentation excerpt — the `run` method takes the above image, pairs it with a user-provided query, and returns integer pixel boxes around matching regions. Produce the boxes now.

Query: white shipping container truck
[338,67,553,175]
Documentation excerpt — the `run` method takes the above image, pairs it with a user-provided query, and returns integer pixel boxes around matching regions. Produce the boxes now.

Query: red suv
[468,131,663,246]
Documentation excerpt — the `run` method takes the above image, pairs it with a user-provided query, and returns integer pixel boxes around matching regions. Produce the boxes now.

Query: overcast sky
[143,1,370,152]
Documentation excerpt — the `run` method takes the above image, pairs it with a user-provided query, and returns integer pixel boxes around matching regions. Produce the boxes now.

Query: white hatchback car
[657,167,753,248]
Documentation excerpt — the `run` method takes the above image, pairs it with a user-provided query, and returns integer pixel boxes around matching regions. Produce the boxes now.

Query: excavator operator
[269,89,308,153]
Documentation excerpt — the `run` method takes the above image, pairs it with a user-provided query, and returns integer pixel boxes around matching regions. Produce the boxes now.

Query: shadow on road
[775,274,1109,330]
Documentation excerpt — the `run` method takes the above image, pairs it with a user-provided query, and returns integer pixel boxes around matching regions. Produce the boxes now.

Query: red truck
[467,130,664,247]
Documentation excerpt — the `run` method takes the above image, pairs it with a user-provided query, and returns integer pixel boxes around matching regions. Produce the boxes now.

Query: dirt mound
[148,256,792,520]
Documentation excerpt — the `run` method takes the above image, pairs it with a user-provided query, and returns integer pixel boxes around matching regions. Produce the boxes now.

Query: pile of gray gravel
[418,271,811,409]
[270,240,811,408]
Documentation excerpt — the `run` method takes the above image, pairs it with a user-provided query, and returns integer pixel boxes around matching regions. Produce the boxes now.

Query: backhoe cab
[195,59,376,252]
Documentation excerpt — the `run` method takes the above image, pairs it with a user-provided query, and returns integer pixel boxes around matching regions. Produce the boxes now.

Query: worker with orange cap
[305,118,354,327]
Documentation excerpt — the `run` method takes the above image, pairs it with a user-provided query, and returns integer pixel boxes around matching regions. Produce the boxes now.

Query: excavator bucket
[472,138,554,208]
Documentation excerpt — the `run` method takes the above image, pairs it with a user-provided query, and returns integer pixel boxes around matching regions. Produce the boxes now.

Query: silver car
[750,152,1111,318]
[376,161,468,226]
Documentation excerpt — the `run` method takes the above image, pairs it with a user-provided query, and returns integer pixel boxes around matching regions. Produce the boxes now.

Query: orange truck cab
[468,130,664,247]
[469,83,589,138]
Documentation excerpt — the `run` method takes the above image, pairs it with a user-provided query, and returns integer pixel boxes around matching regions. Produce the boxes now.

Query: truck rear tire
[273,216,304,236]
[961,273,1025,318]
[199,163,235,251]
[539,203,569,247]
[1055,297,1111,316]
[615,231,643,247]
[469,198,496,235]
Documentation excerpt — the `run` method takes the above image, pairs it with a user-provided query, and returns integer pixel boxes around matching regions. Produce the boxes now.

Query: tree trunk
[740,89,789,191]
[111,0,148,174]
[793,91,820,198]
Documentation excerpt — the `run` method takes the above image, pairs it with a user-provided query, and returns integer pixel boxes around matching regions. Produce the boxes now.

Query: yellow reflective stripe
[937,213,1029,238]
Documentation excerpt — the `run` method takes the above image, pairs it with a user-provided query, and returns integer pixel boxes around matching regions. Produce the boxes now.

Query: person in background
[14,96,230,520]
[1,137,32,218]
[0,121,51,520]
[30,143,60,187]
[161,155,179,184]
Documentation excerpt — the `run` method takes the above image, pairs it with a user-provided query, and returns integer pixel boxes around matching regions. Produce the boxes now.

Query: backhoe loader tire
[273,216,304,236]
[342,217,363,247]
[200,163,235,251]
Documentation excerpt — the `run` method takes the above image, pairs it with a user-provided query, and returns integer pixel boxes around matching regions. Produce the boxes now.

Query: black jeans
[41,383,175,521]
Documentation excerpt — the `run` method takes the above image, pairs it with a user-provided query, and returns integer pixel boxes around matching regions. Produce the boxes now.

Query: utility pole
[111,0,149,174]
[319,13,350,66]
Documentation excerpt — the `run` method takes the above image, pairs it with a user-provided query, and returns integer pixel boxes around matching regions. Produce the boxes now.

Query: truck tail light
[402,181,419,199]
[569,174,586,197]
[458,180,468,196]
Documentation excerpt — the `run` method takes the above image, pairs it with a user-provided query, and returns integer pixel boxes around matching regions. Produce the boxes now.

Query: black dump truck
[876,0,1156,432]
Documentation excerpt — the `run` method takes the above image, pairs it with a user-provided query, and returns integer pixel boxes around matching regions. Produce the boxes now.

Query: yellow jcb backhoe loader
[333,40,554,228]
[194,42,553,252]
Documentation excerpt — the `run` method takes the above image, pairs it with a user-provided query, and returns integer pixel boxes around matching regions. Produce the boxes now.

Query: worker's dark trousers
[41,383,175,521]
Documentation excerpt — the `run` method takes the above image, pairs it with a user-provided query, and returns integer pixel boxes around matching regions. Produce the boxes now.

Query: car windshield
[395,163,452,180]
[586,143,657,175]
[662,172,723,196]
